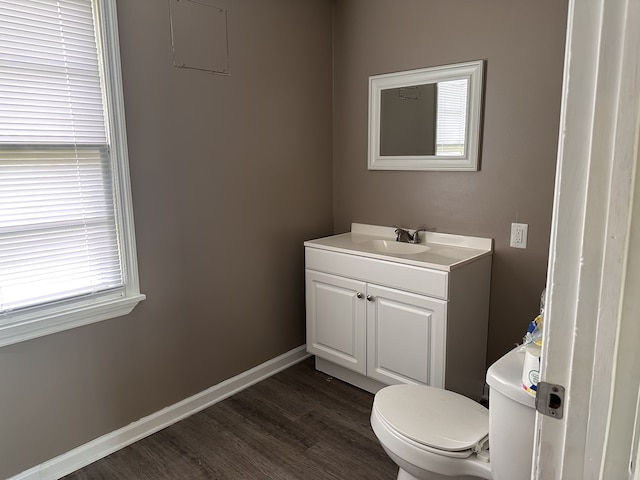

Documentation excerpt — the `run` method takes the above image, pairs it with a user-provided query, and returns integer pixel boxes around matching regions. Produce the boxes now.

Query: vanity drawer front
[305,248,448,299]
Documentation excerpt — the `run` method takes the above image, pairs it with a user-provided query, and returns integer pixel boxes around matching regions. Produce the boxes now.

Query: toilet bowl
[371,346,536,480]
[371,384,492,480]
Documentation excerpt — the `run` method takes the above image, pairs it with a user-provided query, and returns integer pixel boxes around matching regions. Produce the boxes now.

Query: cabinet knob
[366,295,374,301]
[356,292,363,299]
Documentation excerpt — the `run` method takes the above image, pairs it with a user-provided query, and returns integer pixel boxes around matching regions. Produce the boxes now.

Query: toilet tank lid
[373,384,489,453]
[486,345,536,409]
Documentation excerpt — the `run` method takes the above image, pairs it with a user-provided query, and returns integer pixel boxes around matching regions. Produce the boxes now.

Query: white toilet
[370,346,536,480]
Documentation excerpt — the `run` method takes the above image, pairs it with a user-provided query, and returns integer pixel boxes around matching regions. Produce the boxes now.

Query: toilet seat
[372,384,489,458]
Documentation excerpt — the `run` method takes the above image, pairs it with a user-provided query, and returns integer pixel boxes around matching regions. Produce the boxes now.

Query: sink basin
[363,239,430,255]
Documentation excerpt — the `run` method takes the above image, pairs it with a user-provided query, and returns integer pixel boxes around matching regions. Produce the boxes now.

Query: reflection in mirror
[380,84,437,156]
[369,61,484,171]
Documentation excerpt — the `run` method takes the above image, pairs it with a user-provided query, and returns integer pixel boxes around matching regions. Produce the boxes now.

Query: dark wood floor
[64,357,397,479]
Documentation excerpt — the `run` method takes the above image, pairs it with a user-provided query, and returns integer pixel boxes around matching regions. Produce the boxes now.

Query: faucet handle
[394,227,411,242]
[411,228,427,244]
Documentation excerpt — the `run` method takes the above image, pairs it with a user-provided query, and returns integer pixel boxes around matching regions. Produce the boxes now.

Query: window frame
[0,0,144,347]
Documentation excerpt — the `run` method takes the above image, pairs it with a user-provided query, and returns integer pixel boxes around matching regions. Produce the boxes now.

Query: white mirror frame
[368,60,484,171]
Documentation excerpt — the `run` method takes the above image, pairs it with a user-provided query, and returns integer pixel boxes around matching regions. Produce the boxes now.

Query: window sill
[0,293,146,348]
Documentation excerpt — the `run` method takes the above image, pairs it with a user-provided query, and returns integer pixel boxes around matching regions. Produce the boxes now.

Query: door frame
[534,0,640,478]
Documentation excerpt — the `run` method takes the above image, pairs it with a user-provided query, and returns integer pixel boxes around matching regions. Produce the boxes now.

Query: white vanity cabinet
[306,269,446,387]
[304,224,493,401]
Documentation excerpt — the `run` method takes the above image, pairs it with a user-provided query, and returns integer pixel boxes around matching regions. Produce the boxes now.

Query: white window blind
[0,1,125,314]
[436,79,468,156]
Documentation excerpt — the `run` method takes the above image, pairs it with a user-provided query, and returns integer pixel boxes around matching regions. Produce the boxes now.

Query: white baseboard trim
[11,345,310,480]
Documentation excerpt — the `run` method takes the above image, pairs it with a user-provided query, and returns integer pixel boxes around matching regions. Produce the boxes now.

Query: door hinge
[535,382,565,419]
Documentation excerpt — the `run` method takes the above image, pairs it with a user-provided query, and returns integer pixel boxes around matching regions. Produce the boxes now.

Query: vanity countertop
[304,223,493,272]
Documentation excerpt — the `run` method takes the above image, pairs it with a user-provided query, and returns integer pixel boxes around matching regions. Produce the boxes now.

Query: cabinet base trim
[315,357,388,394]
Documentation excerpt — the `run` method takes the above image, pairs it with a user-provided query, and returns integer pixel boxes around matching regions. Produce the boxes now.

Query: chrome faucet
[394,228,412,243]
[395,228,427,244]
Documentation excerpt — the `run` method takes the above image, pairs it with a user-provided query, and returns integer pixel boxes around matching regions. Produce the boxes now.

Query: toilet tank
[486,346,537,480]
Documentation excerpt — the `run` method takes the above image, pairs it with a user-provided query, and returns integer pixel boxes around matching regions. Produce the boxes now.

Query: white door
[305,270,367,375]
[366,284,446,387]
[534,0,640,478]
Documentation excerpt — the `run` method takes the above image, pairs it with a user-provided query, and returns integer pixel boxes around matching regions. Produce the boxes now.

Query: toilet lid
[373,384,489,453]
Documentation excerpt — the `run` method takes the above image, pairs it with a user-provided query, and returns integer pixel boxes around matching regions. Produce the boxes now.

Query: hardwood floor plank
[63,358,397,479]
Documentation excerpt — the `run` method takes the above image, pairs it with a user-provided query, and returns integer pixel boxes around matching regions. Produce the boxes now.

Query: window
[0,0,144,347]
[436,79,468,157]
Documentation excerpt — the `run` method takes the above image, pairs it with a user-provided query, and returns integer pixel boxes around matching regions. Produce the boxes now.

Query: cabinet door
[305,270,367,374]
[366,284,446,387]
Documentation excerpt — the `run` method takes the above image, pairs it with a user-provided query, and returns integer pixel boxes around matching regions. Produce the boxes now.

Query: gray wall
[0,0,333,477]
[0,0,569,477]
[332,0,568,364]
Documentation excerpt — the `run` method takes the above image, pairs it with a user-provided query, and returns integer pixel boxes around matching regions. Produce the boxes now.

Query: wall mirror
[368,60,484,171]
